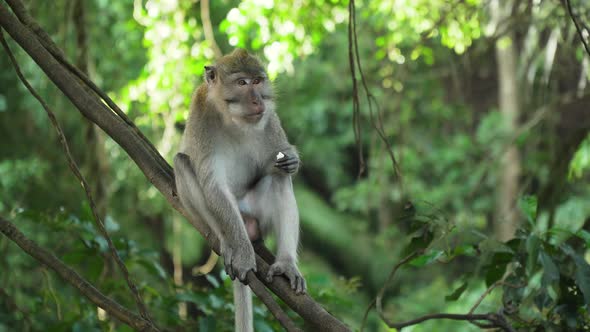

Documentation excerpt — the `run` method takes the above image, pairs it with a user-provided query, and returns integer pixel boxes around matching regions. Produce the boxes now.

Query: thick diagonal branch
[0,28,154,325]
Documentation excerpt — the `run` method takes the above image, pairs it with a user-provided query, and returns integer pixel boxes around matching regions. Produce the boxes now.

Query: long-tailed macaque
[174,49,305,332]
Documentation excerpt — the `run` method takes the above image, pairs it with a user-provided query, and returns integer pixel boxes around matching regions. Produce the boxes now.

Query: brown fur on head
[215,49,266,78]
[204,49,267,84]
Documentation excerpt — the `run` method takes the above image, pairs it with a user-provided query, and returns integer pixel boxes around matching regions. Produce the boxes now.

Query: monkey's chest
[221,152,265,195]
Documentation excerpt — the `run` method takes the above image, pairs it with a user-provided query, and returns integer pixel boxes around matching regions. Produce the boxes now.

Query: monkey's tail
[233,281,253,332]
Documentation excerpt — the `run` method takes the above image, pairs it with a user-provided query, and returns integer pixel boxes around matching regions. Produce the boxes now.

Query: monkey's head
[205,49,274,124]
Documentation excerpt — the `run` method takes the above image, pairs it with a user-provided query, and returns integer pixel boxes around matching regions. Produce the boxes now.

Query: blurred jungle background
[1,0,589,331]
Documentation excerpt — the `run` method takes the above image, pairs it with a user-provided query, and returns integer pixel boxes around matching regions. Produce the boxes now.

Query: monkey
[174,49,305,332]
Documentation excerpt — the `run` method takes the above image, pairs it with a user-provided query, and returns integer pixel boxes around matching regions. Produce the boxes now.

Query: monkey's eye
[237,79,247,86]
[252,78,261,85]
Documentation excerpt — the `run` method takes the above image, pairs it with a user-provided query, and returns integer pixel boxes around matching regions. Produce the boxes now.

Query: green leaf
[402,228,434,256]
[526,235,541,274]
[562,245,590,305]
[572,254,590,305]
[452,244,477,257]
[519,195,537,224]
[198,316,217,332]
[206,274,220,288]
[539,251,559,287]
[445,281,469,302]
[485,252,513,287]
[409,250,444,267]
[135,258,167,279]
[575,230,590,248]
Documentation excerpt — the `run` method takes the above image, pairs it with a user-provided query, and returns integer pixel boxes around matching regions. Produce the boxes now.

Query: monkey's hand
[274,151,299,175]
[266,259,306,294]
[221,239,257,283]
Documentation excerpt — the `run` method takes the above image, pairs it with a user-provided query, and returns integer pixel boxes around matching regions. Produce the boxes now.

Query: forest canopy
[0,0,589,331]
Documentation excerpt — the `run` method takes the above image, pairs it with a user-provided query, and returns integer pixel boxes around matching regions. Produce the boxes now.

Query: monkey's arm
[174,153,256,282]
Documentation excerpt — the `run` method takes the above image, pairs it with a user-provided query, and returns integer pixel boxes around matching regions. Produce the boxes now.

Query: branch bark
[200,0,222,59]
[0,1,349,330]
[0,216,158,332]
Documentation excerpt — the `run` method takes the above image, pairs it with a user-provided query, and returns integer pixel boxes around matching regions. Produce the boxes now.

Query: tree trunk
[491,0,521,241]
[73,0,110,219]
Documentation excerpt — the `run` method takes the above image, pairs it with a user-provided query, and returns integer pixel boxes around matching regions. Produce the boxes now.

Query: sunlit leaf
[409,250,444,267]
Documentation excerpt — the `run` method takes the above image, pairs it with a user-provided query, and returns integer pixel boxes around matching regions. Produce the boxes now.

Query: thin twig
[468,280,502,315]
[375,251,423,325]
[360,250,422,331]
[362,250,516,332]
[564,0,590,57]
[0,216,158,331]
[0,29,154,324]
[350,0,403,186]
[347,0,365,177]
[389,312,515,331]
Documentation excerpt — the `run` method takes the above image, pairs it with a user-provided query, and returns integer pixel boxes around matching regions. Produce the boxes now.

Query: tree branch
[0,2,349,330]
[200,0,222,59]
[360,250,515,332]
[0,27,154,325]
[0,216,158,332]
[246,271,302,332]
[388,312,515,331]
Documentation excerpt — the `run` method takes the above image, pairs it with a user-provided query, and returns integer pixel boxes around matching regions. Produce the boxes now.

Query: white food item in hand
[276,152,285,160]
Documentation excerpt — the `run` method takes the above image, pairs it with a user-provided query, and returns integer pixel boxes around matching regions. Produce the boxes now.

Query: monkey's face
[221,72,274,123]
[204,50,274,125]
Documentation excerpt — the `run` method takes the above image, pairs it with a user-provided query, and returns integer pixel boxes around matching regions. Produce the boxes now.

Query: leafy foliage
[1,0,590,331]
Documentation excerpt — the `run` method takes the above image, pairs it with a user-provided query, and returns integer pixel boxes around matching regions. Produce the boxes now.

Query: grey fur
[174,50,305,332]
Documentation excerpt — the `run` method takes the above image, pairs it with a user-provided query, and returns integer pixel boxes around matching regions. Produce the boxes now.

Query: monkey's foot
[266,260,306,294]
[221,242,256,283]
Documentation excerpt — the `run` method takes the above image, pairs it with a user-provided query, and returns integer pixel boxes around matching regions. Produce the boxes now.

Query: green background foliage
[1,0,589,331]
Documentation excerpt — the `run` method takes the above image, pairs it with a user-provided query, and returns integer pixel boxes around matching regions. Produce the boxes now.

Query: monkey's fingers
[275,155,296,163]
[277,165,298,174]
[275,159,299,174]
[295,277,306,295]
[275,160,298,168]
[265,264,282,283]
[237,268,256,283]
[225,264,235,280]
[224,256,236,280]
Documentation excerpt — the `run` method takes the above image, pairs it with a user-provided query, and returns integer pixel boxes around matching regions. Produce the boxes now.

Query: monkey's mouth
[245,112,264,121]
[246,106,265,118]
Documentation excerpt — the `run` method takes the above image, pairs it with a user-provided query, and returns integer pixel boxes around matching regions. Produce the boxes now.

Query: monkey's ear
[205,66,217,84]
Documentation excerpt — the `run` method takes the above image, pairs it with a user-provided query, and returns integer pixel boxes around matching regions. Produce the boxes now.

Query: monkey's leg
[174,153,223,238]
[174,153,256,281]
[247,175,306,294]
